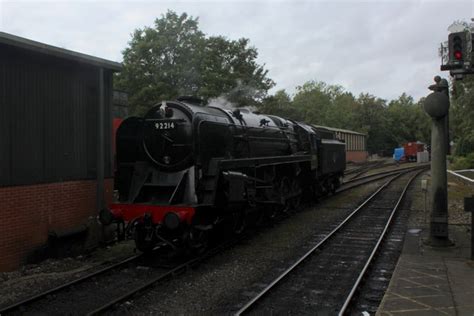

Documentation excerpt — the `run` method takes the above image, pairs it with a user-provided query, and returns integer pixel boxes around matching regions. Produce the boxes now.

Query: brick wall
[347,151,368,163]
[0,179,113,271]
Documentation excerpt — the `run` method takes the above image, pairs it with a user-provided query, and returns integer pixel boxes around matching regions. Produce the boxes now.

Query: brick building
[331,128,368,163]
[313,125,368,163]
[0,32,121,271]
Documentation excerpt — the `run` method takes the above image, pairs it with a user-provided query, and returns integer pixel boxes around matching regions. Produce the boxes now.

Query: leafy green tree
[200,36,274,106]
[386,93,431,146]
[413,98,431,144]
[451,77,474,155]
[258,78,433,156]
[115,11,274,115]
[259,89,302,120]
[292,81,331,124]
[324,90,357,130]
[116,11,205,114]
[352,93,393,154]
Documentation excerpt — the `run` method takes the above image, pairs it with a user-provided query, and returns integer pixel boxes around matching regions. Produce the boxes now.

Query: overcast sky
[0,0,472,101]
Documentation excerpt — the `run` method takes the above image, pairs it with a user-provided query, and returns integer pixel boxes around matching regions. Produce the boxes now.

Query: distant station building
[314,125,368,163]
[332,128,368,163]
[0,32,121,271]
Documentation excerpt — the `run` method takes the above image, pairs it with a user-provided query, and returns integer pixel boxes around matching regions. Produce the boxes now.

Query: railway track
[345,160,386,179]
[339,164,427,193]
[1,165,426,315]
[0,245,189,315]
[0,253,144,314]
[344,160,395,176]
[234,168,425,315]
[85,235,247,315]
[0,235,247,315]
[344,160,416,181]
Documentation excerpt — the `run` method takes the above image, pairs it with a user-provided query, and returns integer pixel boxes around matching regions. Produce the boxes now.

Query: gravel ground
[0,241,135,307]
[122,169,470,316]
[456,170,474,180]
[353,171,422,314]
[362,161,422,177]
[408,172,472,227]
[343,159,421,182]
[117,179,389,315]
[2,167,470,315]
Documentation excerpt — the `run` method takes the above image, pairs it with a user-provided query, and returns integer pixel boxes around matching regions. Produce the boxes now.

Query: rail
[0,254,142,314]
[447,169,474,184]
[338,169,425,315]
[234,167,427,315]
[1,166,427,315]
[338,164,427,193]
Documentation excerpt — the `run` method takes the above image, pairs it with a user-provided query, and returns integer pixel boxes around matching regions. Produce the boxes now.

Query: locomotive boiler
[101,96,346,252]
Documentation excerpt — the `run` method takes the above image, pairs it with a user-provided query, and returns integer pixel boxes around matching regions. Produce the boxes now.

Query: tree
[451,77,474,155]
[324,90,357,130]
[386,93,431,146]
[288,80,361,130]
[353,93,392,154]
[258,78,432,156]
[259,89,301,120]
[292,81,332,124]
[115,11,274,115]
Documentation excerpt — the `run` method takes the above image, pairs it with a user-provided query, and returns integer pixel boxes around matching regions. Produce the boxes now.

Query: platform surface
[377,224,474,316]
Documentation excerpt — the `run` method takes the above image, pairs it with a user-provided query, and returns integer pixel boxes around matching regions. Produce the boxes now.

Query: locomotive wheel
[328,180,336,195]
[334,177,341,192]
[321,179,329,197]
[134,226,156,253]
[331,179,338,194]
[186,227,209,255]
[312,185,321,201]
[289,179,302,210]
[232,210,247,235]
[264,205,278,222]
[253,207,266,226]
[279,176,292,213]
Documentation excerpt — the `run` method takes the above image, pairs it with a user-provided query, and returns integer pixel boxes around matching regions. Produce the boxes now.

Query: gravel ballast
[2,168,470,315]
[118,180,387,315]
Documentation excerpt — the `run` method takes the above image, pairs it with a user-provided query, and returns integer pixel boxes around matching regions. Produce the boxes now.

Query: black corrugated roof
[312,124,367,136]
[0,32,122,71]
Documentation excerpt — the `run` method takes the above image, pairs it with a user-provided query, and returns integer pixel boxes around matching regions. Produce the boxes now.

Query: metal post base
[423,236,454,247]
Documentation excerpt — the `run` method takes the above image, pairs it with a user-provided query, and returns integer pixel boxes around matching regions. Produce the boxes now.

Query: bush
[455,138,474,156]
[450,152,474,170]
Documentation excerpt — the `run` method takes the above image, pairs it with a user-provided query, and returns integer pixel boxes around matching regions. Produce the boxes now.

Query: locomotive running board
[219,155,312,169]
[222,171,266,183]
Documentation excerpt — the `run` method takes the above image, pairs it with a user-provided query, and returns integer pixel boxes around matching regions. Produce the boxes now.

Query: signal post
[427,22,474,247]
[424,77,453,247]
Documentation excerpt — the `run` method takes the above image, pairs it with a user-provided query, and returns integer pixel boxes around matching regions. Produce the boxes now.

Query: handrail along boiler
[101,96,346,252]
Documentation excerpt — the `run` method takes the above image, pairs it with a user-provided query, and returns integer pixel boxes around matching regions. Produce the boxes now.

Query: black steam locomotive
[101,96,346,252]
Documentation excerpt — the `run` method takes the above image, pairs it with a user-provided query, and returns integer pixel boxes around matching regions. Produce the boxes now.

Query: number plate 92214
[155,122,175,130]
